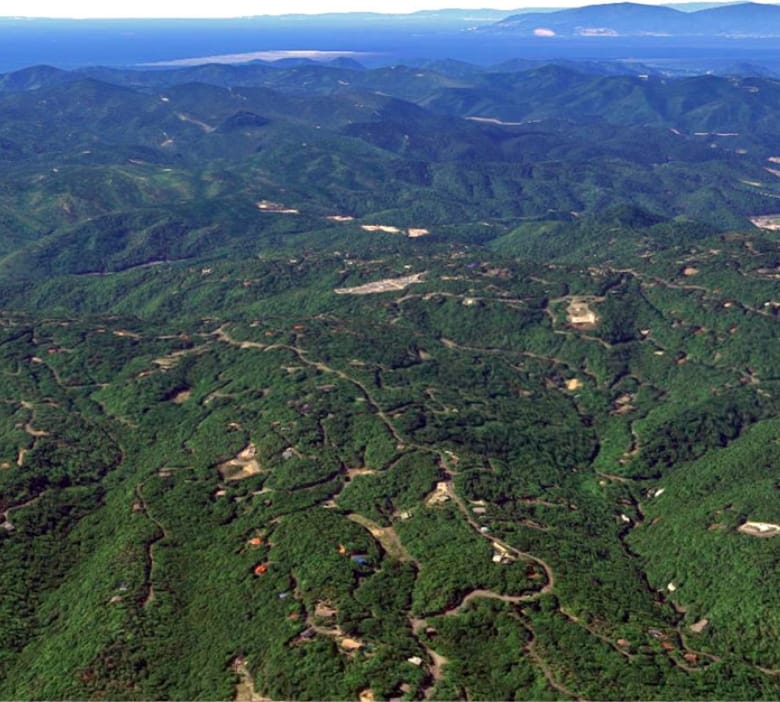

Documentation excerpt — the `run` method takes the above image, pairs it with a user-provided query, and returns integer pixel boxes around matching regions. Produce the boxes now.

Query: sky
[2,0,680,18]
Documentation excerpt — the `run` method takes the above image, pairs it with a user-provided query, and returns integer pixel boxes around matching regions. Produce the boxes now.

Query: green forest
[0,57,779,700]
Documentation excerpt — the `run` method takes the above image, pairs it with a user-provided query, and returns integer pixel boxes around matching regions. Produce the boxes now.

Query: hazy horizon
[1,0,768,19]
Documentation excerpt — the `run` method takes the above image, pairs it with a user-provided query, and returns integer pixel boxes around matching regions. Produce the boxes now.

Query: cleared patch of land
[566,298,598,328]
[737,521,780,537]
[232,657,271,702]
[171,389,191,404]
[218,443,262,481]
[361,224,430,237]
[334,272,426,295]
[750,215,780,231]
[256,200,299,214]
[175,112,215,133]
[347,513,411,561]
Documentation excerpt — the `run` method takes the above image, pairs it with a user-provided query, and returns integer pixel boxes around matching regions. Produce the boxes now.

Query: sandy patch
[218,443,262,481]
[689,618,709,634]
[565,378,582,391]
[113,329,142,339]
[232,657,271,702]
[360,224,430,238]
[682,266,699,277]
[339,637,364,652]
[426,481,451,506]
[361,224,402,234]
[257,200,299,214]
[737,521,780,537]
[315,602,338,619]
[171,389,191,404]
[750,214,780,231]
[566,299,598,328]
[334,272,426,295]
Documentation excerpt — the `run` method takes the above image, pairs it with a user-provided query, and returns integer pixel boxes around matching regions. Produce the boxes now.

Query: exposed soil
[334,273,426,295]
[347,513,412,562]
[218,443,263,482]
[750,215,780,232]
[171,389,191,404]
[566,298,598,329]
[737,521,780,537]
[232,657,272,702]
[256,200,299,214]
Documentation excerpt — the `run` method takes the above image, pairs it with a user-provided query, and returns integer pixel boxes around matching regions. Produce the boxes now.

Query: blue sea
[2,15,780,73]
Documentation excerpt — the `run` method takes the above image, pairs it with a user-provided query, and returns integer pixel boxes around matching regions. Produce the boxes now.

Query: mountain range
[491,1,780,36]
[1,26,780,701]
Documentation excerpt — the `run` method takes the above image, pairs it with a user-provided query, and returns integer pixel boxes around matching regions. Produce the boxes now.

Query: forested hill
[1,59,780,278]
[0,56,779,701]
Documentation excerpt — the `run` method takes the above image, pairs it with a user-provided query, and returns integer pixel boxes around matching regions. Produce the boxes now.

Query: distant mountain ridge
[490,1,780,36]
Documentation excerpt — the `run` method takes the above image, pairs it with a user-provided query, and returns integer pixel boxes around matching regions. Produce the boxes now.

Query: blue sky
[4,0,677,18]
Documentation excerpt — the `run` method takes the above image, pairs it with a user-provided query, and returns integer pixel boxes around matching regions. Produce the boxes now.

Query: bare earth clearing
[334,273,426,295]
[566,298,599,328]
[750,214,780,231]
[256,200,300,214]
[737,521,780,537]
[232,657,272,702]
[360,224,431,238]
[218,443,263,481]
